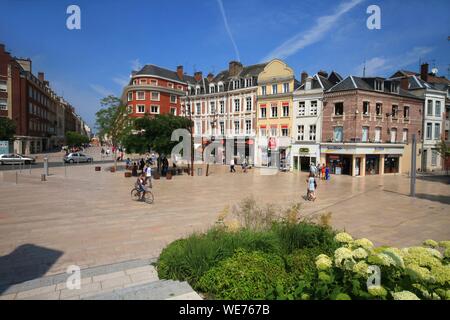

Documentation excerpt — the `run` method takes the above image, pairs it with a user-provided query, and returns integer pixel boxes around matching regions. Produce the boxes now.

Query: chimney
[317,70,328,78]
[0,44,4,53]
[400,77,409,90]
[176,65,184,80]
[228,61,243,77]
[301,71,308,85]
[420,63,429,82]
[38,72,44,82]
[16,58,32,72]
[194,71,203,82]
[207,73,214,82]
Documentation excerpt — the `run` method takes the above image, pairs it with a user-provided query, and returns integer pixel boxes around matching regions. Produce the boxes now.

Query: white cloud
[89,84,114,97]
[356,46,434,76]
[130,58,142,71]
[262,0,363,61]
[112,76,129,87]
[217,0,241,61]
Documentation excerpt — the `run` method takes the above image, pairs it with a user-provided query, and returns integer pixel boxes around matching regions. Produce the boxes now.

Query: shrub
[156,227,280,288]
[197,249,288,300]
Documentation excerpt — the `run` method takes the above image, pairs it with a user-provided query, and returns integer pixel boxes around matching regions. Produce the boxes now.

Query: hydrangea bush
[303,233,450,300]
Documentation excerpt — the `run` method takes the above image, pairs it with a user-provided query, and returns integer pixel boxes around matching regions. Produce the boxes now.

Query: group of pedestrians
[305,163,331,201]
[229,157,249,173]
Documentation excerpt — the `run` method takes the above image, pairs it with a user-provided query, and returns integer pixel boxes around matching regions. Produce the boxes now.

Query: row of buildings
[0,44,91,154]
[122,59,450,176]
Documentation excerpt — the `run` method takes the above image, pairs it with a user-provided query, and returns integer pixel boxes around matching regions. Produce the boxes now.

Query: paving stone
[24,291,61,300]
[16,285,56,299]
[0,293,17,300]
[125,265,155,275]
[100,275,132,290]
[92,271,126,282]
[59,282,101,299]
[166,292,202,300]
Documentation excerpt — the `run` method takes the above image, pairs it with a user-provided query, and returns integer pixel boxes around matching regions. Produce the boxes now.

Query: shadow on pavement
[416,175,450,185]
[414,193,450,205]
[0,244,63,294]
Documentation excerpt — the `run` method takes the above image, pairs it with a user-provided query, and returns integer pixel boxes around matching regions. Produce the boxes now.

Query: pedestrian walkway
[0,258,201,300]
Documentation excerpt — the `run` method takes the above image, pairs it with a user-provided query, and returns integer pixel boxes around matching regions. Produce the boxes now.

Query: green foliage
[95,95,130,146]
[197,249,288,300]
[0,117,16,141]
[65,131,89,147]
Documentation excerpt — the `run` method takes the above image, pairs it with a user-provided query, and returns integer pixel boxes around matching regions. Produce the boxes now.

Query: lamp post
[184,102,194,177]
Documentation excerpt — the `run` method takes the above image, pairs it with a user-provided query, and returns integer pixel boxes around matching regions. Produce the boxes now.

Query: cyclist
[136,173,148,201]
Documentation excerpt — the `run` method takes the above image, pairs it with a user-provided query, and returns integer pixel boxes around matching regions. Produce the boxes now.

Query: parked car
[63,153,93,163]
[0,154,36,165]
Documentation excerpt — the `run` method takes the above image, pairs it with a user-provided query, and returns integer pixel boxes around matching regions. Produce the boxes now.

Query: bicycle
[131,186,154,204]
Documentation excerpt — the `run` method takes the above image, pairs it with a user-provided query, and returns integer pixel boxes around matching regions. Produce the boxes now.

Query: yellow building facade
[255,59,295,168]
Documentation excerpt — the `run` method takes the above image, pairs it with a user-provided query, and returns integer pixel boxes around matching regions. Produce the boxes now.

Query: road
[0,159,116,171]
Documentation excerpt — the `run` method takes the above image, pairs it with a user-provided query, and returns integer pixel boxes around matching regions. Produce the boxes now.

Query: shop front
[292,144,320,172]
[320,143,405,177]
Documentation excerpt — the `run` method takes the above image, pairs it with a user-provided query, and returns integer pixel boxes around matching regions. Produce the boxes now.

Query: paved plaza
[0,162,449,298]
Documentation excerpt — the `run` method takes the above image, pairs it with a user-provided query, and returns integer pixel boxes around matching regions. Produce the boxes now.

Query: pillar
[361,154,366,177]
[352,155,356,177]
[380,155,385,175]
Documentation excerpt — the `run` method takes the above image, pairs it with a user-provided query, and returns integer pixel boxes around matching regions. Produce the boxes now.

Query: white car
[0,153,36,165]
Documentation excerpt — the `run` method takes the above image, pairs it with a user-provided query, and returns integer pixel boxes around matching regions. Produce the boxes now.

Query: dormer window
[375,80,383,91]
[218,83,224,92]
[209,85,215,94]
[233,80,240,90]
[196,87,201,95]
[245,78,252,87]
[390,82,399,93]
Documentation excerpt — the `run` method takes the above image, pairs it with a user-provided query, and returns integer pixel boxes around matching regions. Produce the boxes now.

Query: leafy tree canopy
[66,131,90,147]
[95,95,130,146]
[0,117,16,141]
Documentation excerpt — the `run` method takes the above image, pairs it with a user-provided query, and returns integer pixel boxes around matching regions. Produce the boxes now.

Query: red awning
[246,139,254,145]
[282,102,289,106]
[260,104,267,108]
[281,125,289,129]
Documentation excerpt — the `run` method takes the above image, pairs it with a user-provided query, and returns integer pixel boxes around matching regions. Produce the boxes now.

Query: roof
[210,63,268,83]
[295,71,342,92]
[134,64,194,83]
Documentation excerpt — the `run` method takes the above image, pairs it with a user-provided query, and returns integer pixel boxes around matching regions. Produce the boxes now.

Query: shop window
[384,155,399,173]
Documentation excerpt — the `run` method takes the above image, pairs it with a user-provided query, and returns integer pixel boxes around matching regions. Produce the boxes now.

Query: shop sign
[299,148,309,153]
[386,154,400,158]
[268,137,277,149]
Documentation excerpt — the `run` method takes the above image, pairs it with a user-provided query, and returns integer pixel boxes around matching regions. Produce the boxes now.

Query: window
[334,103,344,116]
[431,149,438,166]
[281,128,289,136]
[434,123,441,140]
[210,101,215,114]
[234,99,240,112]
[246,97,252,111]
[361,127,369,142]
[140,79,147,85]
[0,80,6,92]
[234,80,240,90]
[310,101,317,116]
[170,107,177,115]
[29,87,33,98]
[127,105,133,114]
[246,120,252,134]
[136,105,145,113]
[298,102,305,116]
[272,84,278,94]
[283,83,289,93]
[392,105,398,118]
[260,106,267,118]
[435,101,441,117]
[136,91,145,100]
[282,105,289,117]
[390,128,397,143]
[390,82,399,93]
[426,123,432,140]
[218,84,224,92]
[403,106,410,119]
[333,127,343,142]
[196,103,201,114]
[0,98,7,110]
[427,100,433,116]
[170,95,177,103]
[270,126,277,137]
[309,125,316,141]
[261,86,267,95]
[375,127,381,142]
[402,129,408,143]
[150,105,159,114]
[234,121,240,134]
[376,103,382,116]
[210,85,215,93]
[220,101,225,114]
[297,125,304,141]
[260,127,267,137]
[363,102,370,115]
[375,80,383,91]
[245,78,252,87]
[195,121,201,134]
[196,87,200,95]
[151,92,160,101]
[150,79,158,86]
[220,122,225,135]
[271,104,278,117]
[177,85,183,90]
[167,82,174,88]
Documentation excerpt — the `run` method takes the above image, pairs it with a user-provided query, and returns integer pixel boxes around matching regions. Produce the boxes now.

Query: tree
[95,95,130,146]
[66,131,90,147]
[436,138,450,174]
[0,117,16,141]
[122,114,192,158]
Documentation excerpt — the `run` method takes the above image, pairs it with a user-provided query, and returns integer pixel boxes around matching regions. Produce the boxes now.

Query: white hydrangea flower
[392,291,420,300]
[335,232,353,244]
[352,248,368,259]
[353,238,374,250]
[423,239,439,248]
[334,247,354,267]
[368,285,387,297]
[315,254,333,271]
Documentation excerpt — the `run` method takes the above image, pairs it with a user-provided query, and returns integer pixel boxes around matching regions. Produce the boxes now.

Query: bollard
[197,167,202,176]
[41,174,46,181]
[29,163,32,175]
[43,155,49,176]
[16,171,18,184]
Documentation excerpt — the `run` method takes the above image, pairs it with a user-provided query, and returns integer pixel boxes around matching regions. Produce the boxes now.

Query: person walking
[144,164,153,188]
[321,164,326,180]
[230,158,236,173]
[306,172,317,201]
[139,158,145,174]
[131,162,138,177]
[325,165,330,181]
[317,163,322,179]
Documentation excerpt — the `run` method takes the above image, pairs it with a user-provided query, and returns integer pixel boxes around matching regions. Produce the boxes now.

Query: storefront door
[384,155,400,173]
[365,155,380,175]
[355,157,360,176]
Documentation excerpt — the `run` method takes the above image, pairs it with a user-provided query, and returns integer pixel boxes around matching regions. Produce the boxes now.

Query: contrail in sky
[217,0,241,62]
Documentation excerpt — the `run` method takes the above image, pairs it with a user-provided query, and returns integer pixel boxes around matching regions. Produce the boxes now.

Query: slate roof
[134,64,195,83]
[295,71,342,92]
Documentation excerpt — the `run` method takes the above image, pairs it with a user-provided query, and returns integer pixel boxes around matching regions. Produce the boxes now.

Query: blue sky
[1,0,449,131]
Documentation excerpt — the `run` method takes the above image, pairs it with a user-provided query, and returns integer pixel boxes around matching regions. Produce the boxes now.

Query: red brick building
[122,65,194,119]
[321,76,424,176]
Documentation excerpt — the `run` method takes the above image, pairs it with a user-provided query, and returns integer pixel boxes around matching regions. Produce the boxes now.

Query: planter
[124,172,132,178]
[95,166,101,171]
[110,167,116,173]
[153,173,160,180]
[166,172,172,180]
